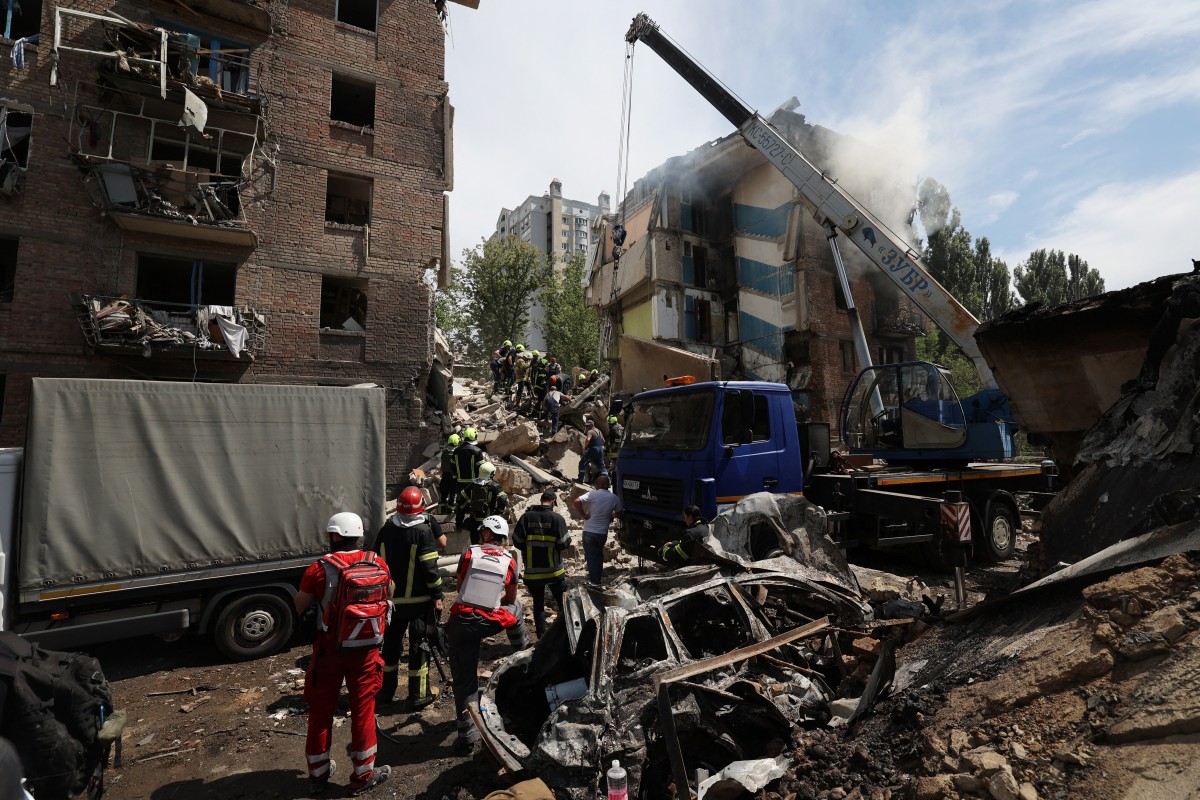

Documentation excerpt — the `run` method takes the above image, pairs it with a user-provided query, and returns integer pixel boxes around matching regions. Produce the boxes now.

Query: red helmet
[549,375,559,385]
[398,486,425,515]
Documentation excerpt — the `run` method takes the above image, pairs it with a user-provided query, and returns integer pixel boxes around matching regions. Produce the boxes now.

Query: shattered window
[0,237,17,303]
[136,255,236,309]
[150,133,248,179]
[616,614,670,675]
[840,340,856,373]
[336,0,377,32]
[330,74,376,127]
[325,173,372,226]
[666,587,753,659]
[1,106,33,170]
[320,276,368,331]
[3,0,41,40]
[626,390,714,452]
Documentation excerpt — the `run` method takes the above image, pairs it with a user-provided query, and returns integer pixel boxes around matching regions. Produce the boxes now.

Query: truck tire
[978,502,1018,562]
[213,592,295,661]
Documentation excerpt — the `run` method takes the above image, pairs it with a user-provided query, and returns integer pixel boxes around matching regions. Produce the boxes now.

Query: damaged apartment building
[0,0,476,484]
[588,103,927,430]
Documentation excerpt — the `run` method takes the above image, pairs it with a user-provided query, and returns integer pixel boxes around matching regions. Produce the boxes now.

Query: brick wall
[0,0,451,488]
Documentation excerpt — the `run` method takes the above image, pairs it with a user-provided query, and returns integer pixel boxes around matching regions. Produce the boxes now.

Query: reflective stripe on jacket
[512,505,570,580]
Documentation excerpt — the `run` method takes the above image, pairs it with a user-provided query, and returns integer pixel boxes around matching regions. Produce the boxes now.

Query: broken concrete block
[964,749,1008,775]
[487,421,541,458]
[987,769,1020,800]
[1139,605,1188,642]
[953,774,984,792]
[913,775,953,800]
[552,450,581,480]
[851,565,929,603]
[948,728,970,754]
[494,464,533,496]
[850,636,882,657]
[1018,782,1038,800]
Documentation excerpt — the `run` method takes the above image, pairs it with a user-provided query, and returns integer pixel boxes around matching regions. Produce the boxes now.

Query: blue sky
[444,1,1200,291]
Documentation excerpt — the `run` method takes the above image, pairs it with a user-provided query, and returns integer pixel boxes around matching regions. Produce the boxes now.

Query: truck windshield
[626,391,714,452]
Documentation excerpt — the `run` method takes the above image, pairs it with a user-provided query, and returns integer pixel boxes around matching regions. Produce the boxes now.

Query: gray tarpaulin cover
[20,379,386,593]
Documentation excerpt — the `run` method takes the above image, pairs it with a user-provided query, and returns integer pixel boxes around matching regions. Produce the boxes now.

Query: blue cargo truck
[615,375,1056,567]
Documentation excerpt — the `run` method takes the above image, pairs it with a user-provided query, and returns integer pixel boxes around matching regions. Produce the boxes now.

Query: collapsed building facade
[0,0,474,485]
[587,105,926,430]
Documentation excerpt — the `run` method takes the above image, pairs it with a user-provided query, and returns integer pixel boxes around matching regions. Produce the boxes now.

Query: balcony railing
[73,294,266,360]
[874,306,927,338]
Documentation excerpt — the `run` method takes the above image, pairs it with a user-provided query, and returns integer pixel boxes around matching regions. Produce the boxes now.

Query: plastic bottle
[606,759,628,800]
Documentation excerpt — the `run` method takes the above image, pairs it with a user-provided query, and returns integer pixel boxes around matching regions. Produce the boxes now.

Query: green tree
[433,264,473,357]
[451,236,552,362]
[539,251,600,371]
[1013,249,1104,307]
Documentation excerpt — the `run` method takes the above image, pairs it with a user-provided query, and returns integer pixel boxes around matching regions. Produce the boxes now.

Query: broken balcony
[873,304,926,338]
[69,78,259,247]
[72,294,266,361]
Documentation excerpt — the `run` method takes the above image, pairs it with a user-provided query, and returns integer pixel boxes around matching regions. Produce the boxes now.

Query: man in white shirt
[571,475,624,583]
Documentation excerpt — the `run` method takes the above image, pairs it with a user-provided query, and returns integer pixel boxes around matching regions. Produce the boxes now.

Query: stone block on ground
[487,421,541,458]
[494,464,533,496]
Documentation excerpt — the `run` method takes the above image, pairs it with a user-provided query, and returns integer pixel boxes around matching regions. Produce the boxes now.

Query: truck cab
[616,381,804,551]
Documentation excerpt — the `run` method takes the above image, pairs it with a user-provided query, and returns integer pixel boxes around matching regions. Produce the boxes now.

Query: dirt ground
[90,530,1022,800]
[91,527,1200,800]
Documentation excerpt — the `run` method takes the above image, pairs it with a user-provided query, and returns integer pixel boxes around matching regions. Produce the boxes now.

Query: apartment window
[693,246,708,287]
[880,346,905,364]
[325,173,372,225]
[561,243,569,251]
[336,0,377,31]
[3,0,41,40]
[0,237,17,302]
[320,276,368,330]
[562,215,569,224]
[576,244,586,252]
[683,241,693,258]
[576,217,586,227]
[1,106,33,170]
[840,340,857,374]
[149,131,251,178]
[136,255,236,308]
[330,74,376,127]
[562,230,569,238]
[576,229,587,239]
[694,298,712,343]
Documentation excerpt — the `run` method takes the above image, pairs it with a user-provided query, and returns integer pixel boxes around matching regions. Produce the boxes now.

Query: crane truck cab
[616,380,806,553]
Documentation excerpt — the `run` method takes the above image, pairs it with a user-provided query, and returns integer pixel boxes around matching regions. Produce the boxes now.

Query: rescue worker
[295,512,393,797]
[457,461,508,545]
[452,428,486,528]
[512,490,571,637]
[659,505,709,565]
[439,433,462,514]
[605,414,624,465]
[446,515,528,754]
[512,346,533,405]
[491,340,512,393]
[545,355,563,392]
[544,377,570,435]
[577,418,607,484]
[530,354,550,419]
[373,487,444,710]
[502,342,522,389]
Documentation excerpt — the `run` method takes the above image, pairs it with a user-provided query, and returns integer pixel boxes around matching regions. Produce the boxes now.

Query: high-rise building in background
[493,179,609,350]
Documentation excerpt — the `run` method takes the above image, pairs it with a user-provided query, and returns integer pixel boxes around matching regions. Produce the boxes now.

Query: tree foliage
[1013,249,1104,307]
[439,236,552,362]
[539,251,601,371]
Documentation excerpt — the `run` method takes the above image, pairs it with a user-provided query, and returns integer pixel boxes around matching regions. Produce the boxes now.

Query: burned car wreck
[475,497,890,799]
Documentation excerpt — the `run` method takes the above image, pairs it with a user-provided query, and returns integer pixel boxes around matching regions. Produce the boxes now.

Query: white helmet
[478,461,496,479]
[326,511,365,539]
[481,515,509,540]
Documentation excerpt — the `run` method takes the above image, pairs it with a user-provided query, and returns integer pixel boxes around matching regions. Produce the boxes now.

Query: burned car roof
[476,560,874,799]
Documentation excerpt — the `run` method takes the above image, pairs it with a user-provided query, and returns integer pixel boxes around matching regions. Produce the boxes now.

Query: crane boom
[626,13,996,388]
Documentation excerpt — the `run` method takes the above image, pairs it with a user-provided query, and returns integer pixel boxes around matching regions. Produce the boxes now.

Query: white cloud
[1000,169,1200,290]
[981,190,1018,223]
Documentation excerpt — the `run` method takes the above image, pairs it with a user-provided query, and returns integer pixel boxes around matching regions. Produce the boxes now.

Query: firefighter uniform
[456,476,509,545]
[512,499,571,636]
[452,440,486,515]
[373,513,444,705]
[660,520,710,564]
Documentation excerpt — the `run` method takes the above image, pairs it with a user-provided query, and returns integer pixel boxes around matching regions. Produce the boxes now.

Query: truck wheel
[214,592,295,661]
[978,503,1017,562]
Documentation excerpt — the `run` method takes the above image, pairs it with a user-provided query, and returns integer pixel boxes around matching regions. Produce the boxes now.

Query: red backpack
[319,552,391,650]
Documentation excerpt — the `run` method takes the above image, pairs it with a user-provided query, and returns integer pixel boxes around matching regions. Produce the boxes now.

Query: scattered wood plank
[179,696,211,713]
[508,454,565,487]
[132,747,197,764]
[260,728,304,737]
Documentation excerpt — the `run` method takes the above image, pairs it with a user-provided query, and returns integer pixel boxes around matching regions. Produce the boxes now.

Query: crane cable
[600,40,637,359]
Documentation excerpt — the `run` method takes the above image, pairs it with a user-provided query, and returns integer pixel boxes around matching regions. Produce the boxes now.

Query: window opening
[4,0,41,40]
[692,245,708,287]
[0,237,17,302]
[336,0,377,32]
[616,615,669,675]
[136,254,236,309]
[321,276,368,330]
[666,588,753,658]
[840,340,857,373]
[325,173,372,225]
[330,74,375,127]
[693,298,712,344]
